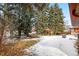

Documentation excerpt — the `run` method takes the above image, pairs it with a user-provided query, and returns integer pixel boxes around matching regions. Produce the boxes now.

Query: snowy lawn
[29,35,78,56]
[29,44,67,56]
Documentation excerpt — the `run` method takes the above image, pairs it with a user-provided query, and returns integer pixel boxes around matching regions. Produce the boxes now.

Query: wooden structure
[69,3,79,34]
[70,27,79,34]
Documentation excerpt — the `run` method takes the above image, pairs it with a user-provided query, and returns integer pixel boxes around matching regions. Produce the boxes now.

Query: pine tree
[0,3,12,44]
[49,3,65,35]
[34,3,49,34]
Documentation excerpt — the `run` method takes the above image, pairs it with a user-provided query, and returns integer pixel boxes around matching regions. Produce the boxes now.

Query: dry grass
[0,39,38,56]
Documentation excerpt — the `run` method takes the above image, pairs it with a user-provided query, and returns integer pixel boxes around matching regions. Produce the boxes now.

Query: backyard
[0,3,79,56]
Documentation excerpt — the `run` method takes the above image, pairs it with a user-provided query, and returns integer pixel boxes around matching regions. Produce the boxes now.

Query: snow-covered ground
[29,44,67,56]
[29,35,78,56]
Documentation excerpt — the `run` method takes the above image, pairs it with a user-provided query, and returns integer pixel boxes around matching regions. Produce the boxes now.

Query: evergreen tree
[0,3,65,43]
[34,3,49,34]
[0,3,12,44]
[49,3,65,35]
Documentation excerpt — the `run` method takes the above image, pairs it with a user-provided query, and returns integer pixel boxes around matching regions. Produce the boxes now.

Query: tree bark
[0,25,5,44]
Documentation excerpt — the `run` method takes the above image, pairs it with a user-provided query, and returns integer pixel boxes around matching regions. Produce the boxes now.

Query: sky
[50,3,72,26]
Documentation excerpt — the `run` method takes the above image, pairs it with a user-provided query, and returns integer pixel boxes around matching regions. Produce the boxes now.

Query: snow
[29,44,67,56]
[29,35,78,56]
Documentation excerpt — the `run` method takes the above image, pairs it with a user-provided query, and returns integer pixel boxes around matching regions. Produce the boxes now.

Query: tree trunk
[0,25,5,44]
[17,27,21,38]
